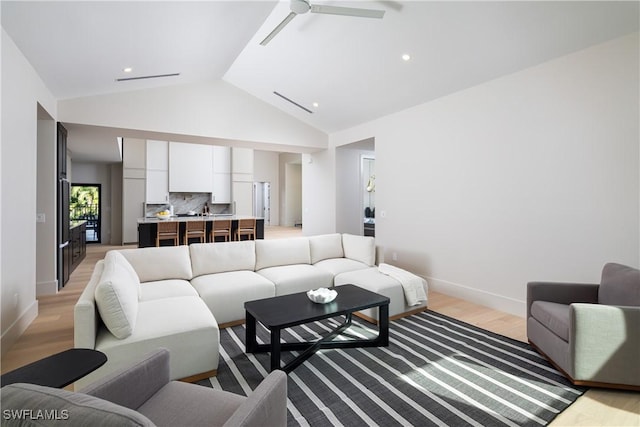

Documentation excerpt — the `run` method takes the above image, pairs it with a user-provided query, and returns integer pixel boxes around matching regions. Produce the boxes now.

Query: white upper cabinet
[212,146,231,174]
[147,140,169,170]
[146,140,169,203]
[211,146,231,203]
[169,142,213,193]
[123,138,146,170]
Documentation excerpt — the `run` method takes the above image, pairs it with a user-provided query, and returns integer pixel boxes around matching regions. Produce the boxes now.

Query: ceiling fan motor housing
[291,0,311,15]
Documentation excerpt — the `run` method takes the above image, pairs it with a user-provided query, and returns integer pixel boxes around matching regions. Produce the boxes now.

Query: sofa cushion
[309,234,344,264]
[313,258,369,278]
[139,279,199,301]
[255,238,310,271]
[530,301,570,342]
[95,251,140,339]
[191,271,275,325]
[342,234,375,266]
[118,246,193,282]
[599,263,640,306]
[190,241,256,277]
[0,383,155,426]
[257,265,333,295]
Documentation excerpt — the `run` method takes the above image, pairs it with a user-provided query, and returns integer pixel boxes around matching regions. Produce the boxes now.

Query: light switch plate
[36,213,46,223]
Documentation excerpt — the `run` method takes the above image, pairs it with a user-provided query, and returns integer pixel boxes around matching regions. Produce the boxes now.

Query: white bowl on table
[307,288,337,304]
[156,212,171,220]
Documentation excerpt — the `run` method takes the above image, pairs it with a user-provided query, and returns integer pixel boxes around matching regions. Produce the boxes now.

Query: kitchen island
[136,216,264,248]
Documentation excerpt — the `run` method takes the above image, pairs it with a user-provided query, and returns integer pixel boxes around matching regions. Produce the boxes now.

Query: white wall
[253,150,280,226]
[1,29,57,355]
[71,162,113,245]
[58,80,328,152]
[327,33,639,317]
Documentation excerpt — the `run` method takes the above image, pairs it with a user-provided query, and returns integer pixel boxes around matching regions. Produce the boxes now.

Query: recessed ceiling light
[402,54,411,61]
[312,102,319,108]
[123,67,133,73]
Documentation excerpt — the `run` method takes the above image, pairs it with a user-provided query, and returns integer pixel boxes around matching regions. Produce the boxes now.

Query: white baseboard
[425,276,526,318]
[36,280,58,296]
[1,300,38,357]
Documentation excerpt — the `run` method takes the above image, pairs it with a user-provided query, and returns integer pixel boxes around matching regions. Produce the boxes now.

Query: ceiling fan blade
[310,4,385,19]
[260,12,297,46]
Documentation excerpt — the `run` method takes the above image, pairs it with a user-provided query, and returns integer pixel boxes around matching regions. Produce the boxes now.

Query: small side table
[1,348,107,389]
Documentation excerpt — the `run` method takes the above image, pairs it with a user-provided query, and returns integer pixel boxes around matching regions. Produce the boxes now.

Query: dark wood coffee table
[1,348,107,388]
[245,284,389,373]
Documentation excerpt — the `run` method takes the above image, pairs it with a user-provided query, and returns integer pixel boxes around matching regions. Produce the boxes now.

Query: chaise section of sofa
[74,247,219,389]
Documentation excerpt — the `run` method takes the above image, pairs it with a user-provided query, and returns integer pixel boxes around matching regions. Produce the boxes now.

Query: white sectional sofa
[74,233,427,388]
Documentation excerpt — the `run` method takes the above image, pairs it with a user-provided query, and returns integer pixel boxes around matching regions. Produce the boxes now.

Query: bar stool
[210,219,232,242]
[235,218,256,241]
[184,220,206,245]
[156,221,179,247]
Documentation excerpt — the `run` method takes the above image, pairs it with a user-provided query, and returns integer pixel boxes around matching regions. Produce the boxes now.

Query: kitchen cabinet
[231,148,254,214]
[122,139,147,244]
[169,142,213,193]
[146,170,169,203]
[123,178,145,244]
[70,221,86,273]
[211,146,231,203]
[123,138,146,169]
[146,140,169,203]
[212,146,231,173]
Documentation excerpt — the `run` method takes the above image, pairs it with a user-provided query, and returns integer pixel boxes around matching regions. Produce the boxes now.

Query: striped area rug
[198,311,585,426]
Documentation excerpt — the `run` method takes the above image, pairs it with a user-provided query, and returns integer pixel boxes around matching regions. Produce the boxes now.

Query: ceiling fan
[260,0,385,46]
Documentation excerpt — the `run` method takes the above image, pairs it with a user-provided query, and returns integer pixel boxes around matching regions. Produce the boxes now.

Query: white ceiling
[2,1,639,161]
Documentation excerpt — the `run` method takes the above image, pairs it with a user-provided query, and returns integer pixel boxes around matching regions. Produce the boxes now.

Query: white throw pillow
[95,251,140,339]
[342,234,376,266]
[309,234,344,264]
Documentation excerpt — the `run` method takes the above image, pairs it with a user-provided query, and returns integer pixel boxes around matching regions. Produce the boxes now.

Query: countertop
[137,215,262,224]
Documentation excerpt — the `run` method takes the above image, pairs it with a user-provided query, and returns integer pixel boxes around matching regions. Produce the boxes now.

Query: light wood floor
[2,226,638,425]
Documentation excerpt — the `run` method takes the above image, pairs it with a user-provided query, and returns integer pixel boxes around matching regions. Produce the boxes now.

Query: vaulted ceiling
[2,1,638,160]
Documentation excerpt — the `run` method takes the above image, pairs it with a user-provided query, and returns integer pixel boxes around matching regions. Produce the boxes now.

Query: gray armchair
[527,262,640,390]
[1,349,288,426]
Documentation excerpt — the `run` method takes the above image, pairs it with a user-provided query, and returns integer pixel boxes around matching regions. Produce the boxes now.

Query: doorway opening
[70,184,101,243]
[253,182,271,225]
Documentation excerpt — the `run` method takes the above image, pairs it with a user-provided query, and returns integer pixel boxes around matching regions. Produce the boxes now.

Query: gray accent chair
[1,349,288,426]
[527,262,640,390]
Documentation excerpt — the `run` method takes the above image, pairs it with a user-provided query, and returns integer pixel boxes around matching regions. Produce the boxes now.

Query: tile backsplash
[146,193,232,216]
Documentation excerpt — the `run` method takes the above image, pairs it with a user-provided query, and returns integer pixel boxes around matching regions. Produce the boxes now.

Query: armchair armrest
[222,370,287,427]
[527,281,599,319]
[80,348,171,410]
[571,304,640,385]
